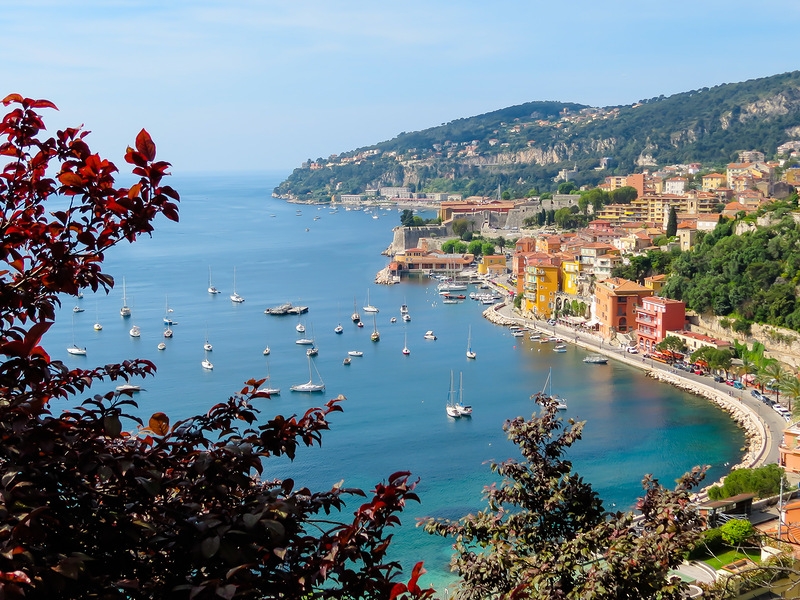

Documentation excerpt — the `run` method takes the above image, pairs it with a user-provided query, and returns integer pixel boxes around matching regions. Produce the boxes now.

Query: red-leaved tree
[0,95,432,599]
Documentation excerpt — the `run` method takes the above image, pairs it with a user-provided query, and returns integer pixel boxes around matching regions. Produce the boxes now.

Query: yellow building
[560,259,582,296]
[522,254,561,318]
[478,255,507,276]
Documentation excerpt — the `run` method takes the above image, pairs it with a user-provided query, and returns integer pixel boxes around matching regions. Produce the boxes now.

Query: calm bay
[45,172,745,590]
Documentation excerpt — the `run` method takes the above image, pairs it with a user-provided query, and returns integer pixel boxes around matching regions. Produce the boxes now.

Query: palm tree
[780,371,800,416]
[753,357,778,394]
[737,354,757,388]
[761,361,786,404]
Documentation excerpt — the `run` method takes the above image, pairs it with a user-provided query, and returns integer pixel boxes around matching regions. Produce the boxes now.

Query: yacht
[424,330,437,340]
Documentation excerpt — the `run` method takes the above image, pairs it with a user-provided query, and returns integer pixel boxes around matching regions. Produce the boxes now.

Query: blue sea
[44,172,745,592]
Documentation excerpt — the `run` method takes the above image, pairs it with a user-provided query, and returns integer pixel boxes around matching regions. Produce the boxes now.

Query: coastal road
[489,300,786,466]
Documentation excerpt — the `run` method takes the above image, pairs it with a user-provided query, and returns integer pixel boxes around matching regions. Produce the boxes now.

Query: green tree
[609,185,638,204]
[400,209,415,226]
[656,335,687,355]
[423,404,712,599]
[666,206,678,237]
[557,181,577,194]
[467,239,484,256]
[720,519,756,547]
[452,218,470,239]
[501,190,511,200]
[707,464,787,500]
[481,241,496,256]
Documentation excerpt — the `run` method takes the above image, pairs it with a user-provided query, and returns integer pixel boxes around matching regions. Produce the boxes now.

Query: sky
[4,1,800,175]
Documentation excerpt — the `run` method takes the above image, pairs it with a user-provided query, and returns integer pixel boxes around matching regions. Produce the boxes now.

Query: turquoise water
[44,172,745,591]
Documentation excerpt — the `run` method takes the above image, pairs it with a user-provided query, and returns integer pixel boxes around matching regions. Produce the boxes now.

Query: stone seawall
[388,225,449,254]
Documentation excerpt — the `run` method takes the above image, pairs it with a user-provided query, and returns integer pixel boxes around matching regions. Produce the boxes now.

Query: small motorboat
[390,317,397,323]
[73,306,84,313]
[334,324,343,334]
[263,346,271,355]
[157,342,166,351]
[424,331,437,340]
[343,357,351,365]
[306,346,318,357]
[357,321,364,328]
[347,350,363,357]
[116,383,141,393]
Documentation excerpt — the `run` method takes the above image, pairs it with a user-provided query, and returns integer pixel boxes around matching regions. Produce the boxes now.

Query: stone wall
[388,225,449,254]
[690,314,800,369]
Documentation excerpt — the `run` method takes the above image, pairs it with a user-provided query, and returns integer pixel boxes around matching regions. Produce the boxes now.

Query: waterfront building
[594,277,653,341]
[479,255,507,276]
[669,330,731,355]
[521,253,561,319]
[392,248,473,275]
[560,259,583,296]
[635,297,686,353]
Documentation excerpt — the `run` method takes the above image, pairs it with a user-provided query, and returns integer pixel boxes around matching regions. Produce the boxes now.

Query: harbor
[45,172,747,591]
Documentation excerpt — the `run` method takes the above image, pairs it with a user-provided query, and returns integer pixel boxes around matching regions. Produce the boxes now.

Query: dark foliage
[423,398,716,599]
[0,96,432,600]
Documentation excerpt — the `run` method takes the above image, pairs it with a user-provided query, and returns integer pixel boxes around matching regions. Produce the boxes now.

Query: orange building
[594,277,653,341]
[780,424,800,474]
[635,296,686,353]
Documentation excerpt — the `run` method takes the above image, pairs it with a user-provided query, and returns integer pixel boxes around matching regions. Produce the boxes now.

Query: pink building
[635,296,686,353]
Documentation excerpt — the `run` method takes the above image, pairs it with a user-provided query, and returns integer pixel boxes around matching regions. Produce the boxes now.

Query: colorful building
[634,296,686,353]
[594,277,654,340]
[522,254,562,319]
[479,255,507,276]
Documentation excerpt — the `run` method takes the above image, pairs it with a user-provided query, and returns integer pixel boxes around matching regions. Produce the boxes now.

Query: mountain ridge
[274,71,800,201]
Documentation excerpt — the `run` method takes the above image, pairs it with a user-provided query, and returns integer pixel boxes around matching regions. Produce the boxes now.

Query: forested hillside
[661,208,800,333]
[275,71,800,201]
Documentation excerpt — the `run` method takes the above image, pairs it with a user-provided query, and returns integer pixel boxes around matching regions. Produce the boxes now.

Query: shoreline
[481,298,773,484]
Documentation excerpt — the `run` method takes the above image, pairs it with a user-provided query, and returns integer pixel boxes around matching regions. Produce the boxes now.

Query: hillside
[274,71,800,201]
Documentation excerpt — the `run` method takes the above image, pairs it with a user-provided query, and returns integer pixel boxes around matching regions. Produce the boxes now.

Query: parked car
[751,389,763,400]
[714,375,725,383]
[625,346,639,354]
[693,369,705,375]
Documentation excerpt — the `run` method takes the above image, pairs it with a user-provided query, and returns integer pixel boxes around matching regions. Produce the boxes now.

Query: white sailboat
[466,325,476,359]
[290,355,325,392]
[120,277,131,317]
[163,296,176,325]
[532,368,567,411]
[402,332,410,355]
[201,349,213,370]
[334,323,343,334]
[208,266,220,294]
[67,314,87,355]
[445,371,460,418]
[455,372,472,416]
[257,360,280,395]
[363,289,379,313]
[230,267,244,303]
[351,297,360,323]
[204,331,213,352]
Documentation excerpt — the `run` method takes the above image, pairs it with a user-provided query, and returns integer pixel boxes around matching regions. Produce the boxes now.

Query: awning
[585,317,600,327]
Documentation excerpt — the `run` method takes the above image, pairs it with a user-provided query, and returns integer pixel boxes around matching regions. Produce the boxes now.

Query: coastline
[481,297,774,482]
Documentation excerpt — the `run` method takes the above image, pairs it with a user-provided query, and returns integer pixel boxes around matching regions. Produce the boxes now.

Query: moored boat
[583,354,608,364]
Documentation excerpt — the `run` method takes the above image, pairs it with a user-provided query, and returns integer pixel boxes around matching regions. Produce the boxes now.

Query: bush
[721,519,756,546]
[687,528,725,559]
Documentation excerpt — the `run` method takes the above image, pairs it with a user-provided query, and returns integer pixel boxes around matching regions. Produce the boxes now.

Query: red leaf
[2,93,23,105]
[30,99,58,110]
[135,129,156,162]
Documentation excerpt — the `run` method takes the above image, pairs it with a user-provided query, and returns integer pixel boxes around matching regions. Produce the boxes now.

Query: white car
[625,346,639,354]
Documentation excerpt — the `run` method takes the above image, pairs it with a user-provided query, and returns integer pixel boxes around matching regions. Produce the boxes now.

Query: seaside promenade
[481,297,788,472]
